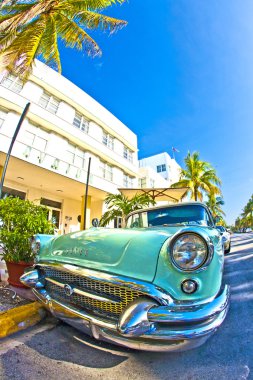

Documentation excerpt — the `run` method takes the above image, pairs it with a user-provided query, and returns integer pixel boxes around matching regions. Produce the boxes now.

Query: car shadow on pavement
[22,321,130,369]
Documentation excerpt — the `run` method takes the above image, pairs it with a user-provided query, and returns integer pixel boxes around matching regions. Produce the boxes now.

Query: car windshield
[126,204,213,228]
[216,226,225,232]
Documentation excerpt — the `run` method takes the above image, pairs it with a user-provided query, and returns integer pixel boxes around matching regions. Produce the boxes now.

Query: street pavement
[0,233,253,380]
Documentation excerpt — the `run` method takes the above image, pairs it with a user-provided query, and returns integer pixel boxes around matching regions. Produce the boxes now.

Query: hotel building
[0,60,139,233]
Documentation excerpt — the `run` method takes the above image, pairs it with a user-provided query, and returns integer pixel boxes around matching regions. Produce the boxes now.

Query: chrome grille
[39,266,145,320]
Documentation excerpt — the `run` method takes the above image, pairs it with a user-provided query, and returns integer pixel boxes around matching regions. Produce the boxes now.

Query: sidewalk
[0,282,34,312]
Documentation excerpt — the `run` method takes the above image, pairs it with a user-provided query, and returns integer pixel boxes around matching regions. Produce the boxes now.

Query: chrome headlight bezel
[169,232,212,272]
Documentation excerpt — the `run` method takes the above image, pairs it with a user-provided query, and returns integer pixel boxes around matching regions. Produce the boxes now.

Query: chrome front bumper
[21,269,230,352]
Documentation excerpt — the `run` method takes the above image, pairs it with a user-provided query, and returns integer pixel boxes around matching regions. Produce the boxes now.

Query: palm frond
[1,3,34,15]
[99,209,121,227]
[71,11,127,34]
[0,29,17,50]
[0,0,127,77]
[171,151,222,202]
[66,0,126,11]
[1,0,15,8]
[55,13,101,56]
[2,17,46,80]
[38,14,61,73]
[100,192,154,227]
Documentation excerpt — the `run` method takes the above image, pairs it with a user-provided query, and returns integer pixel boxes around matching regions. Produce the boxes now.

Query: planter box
[5,261,34,288]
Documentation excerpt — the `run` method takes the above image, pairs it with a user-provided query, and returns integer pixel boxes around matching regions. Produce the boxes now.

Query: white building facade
[0,60,139,233]
[139,152,181,188]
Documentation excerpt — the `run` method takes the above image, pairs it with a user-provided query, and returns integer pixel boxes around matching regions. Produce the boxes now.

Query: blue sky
[58,0,253,224]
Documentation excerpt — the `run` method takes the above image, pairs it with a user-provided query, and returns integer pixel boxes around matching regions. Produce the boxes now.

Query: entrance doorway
[40,198,62,230]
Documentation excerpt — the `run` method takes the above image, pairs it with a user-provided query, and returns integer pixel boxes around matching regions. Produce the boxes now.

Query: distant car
[216,226,231,253]
[21,202,230,352]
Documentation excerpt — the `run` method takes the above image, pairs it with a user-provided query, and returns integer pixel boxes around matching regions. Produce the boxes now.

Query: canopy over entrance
[118,187,189,202]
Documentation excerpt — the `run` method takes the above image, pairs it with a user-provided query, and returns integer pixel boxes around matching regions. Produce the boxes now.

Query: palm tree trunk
[194,187,198,201]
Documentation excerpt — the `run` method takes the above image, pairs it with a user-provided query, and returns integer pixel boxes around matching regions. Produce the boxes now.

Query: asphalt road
[0,233,253,380]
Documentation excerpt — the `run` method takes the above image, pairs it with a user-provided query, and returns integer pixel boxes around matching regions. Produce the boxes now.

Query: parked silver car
[216,226,231,253]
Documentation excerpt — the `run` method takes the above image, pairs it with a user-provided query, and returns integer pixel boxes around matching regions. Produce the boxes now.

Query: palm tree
[99,193,155,227]
[241,194,253,229]
[0,0,127,80]
[206,194,225,219]
[171,152,222,201]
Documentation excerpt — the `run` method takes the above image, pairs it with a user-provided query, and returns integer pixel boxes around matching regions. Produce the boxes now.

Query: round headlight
[170,233,208,271]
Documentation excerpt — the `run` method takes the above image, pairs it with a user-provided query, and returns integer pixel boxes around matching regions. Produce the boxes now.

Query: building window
[123,146,133,163]
[73,111,89,133]
[100,161,113,181]
[123,174,133,188]
[40,198,62,229]
[23,130,48,152]
[102,132,114,150]
[75,148,86,169]
[150,179,155,188]
[2,186,26,200]
[38,91,60,114]
[66,143,86,169]
[123,174,128,187]
[40,198,62,210]
[34,135,47,151]
[157,164,166,173]
[0,74,23,93]
[66,143,75,164]
[139,177,147,188]
[114,217,122,228]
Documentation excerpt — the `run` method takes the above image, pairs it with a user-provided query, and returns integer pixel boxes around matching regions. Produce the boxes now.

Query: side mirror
[92,218,100,227]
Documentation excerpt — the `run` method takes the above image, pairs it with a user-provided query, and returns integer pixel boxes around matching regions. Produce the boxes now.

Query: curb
[0,302,46,339]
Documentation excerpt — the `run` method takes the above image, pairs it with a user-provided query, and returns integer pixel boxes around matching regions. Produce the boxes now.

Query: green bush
[0,197,54,263]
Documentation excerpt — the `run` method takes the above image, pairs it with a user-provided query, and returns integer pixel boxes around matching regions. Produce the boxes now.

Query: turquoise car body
[21,202,230,352]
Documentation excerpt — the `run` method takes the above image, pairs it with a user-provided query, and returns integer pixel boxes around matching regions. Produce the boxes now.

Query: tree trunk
[194,187,198,201]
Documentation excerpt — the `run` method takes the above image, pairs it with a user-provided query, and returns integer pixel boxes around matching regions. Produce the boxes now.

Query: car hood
[38,227,176,282]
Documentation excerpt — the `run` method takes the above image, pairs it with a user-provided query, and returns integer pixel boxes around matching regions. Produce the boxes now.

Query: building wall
[139,152,181,186]
[138,167,171,188]
[0,60,139,232]
[2,176,81,234]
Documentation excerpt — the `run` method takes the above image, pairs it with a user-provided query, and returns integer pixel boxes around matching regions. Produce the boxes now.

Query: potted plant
[0,197,54,287]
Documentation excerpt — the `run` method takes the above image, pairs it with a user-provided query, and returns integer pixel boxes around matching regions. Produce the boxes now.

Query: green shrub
[0,197,54,263]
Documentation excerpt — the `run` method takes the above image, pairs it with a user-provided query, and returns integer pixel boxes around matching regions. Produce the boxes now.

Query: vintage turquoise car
[21,202,230,352]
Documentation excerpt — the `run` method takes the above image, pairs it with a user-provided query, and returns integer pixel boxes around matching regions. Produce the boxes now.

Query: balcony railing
[0,84,138,174]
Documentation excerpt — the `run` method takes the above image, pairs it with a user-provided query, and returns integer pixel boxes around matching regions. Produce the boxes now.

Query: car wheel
[225,243,231,254]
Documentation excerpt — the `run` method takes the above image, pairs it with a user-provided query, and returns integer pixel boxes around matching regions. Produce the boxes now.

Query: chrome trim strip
[36,261,173,305]
[33,288,116,330]
[96,329,209,352]
[148,285,230,323]
[144,309,228,340]
[102,309,228,342]
[45,277,120,304]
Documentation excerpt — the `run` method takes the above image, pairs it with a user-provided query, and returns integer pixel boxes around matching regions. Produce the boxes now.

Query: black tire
[225,243,231,254]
